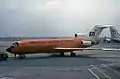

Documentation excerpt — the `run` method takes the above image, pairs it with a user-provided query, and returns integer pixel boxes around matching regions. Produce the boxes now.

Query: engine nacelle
[81,41,92,46]
[75,33,87,37]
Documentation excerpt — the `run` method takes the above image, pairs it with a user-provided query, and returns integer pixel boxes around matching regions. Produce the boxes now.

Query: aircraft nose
[6,48,11,52]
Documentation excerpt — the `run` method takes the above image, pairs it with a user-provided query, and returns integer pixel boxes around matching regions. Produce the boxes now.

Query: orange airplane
[6,25,107,59]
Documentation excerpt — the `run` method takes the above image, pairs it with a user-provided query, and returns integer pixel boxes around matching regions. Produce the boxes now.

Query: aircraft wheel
[14,57,16,60]
[70,53,76,57]
[3,55,8,60]
[14,54,17,60]
[18,54,26,59]
[59,52,64,56]
[23,54,26,58]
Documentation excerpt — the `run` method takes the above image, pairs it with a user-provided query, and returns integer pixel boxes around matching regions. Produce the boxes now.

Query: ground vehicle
[0,52,8,60]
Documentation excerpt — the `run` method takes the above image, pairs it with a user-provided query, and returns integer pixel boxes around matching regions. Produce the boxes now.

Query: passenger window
[30,41,35,44]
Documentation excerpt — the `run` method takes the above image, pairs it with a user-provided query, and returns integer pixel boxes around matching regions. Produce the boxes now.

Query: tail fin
[89,25,107,40]
[109,26,120,38]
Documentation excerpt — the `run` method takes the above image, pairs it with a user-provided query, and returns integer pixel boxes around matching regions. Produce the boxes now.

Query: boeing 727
[6,25,107,59]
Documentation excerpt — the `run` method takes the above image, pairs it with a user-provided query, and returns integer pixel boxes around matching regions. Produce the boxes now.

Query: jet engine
[75,33,87,37]
[81,41,92,46]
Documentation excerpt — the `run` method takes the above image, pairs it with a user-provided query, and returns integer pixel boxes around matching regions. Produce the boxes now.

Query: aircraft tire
[70,53,76,57]
[3,57,7,60]
[18,54,26,59]
[59,52,64,56]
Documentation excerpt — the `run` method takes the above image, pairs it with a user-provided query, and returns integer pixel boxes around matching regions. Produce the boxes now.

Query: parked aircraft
[6,25,108,59]
[109,26,120,43]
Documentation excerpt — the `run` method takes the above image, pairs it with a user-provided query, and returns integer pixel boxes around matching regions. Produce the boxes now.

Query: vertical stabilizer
[109,26,120,38]
[75,25,108,42]
[89,25,107,41]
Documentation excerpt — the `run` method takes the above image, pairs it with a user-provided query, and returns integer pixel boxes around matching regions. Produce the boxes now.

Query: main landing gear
[59,52,76,57]
[70,52,76,57]
[59,52,64,56]
[14,54,26,60]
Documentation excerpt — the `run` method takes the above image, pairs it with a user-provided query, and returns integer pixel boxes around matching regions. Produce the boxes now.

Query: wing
[55,47,120,52]
[54,47,102,51]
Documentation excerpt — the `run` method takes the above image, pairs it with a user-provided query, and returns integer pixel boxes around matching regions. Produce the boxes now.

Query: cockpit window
[11,42,19,48]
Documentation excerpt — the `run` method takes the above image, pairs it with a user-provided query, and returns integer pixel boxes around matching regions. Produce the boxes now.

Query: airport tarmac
[0,41,120,79]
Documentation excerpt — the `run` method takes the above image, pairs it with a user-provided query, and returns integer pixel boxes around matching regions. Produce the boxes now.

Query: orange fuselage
[10,37,94,54]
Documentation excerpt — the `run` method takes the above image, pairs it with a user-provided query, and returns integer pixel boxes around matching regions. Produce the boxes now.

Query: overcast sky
[1,0,120,37]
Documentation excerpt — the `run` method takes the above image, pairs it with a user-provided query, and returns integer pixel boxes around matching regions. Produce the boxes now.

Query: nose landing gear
[14,54,26,60]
